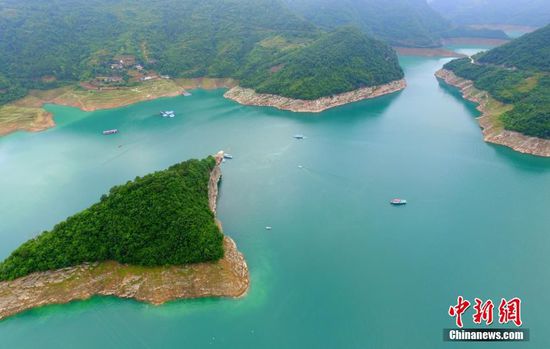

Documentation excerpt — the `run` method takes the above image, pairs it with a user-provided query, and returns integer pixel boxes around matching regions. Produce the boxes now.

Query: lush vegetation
[477,25,550,71]
[430,0,550,27]
[240,27,404,99]
[443,25,549,139]
[0,0,405,104]
[0,157,224,281]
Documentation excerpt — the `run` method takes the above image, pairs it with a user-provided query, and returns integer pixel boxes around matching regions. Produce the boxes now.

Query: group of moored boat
[102,110,179,134]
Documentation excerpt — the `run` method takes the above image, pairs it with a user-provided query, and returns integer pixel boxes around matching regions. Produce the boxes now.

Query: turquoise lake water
[0,53,549,348]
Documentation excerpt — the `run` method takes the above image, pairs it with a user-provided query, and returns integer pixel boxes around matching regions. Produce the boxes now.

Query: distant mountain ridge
[282,0,449,47]
[429,0,550,27]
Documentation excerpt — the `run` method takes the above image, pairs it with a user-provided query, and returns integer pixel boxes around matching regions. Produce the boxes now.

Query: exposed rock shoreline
[223,79,407,113]
[435,69,550,157]
[0,152,249,321]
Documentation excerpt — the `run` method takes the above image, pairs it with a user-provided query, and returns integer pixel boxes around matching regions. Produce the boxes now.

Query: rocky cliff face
[0,152,249,320]
[224,79,407,113]
[436,69,550,157]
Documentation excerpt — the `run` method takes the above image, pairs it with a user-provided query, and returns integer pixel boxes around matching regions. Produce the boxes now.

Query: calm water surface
[0,52,549,348]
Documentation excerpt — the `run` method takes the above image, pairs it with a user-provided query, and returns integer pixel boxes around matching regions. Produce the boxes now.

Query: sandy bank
[0,152,249,320]
[224,79,407,113]
[436,69,550,157]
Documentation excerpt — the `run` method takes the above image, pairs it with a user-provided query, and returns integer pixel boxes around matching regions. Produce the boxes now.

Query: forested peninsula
[0,153,249,320]
[436,25,550,157]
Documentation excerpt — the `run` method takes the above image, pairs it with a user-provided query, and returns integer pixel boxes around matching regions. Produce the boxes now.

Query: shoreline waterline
[223,79,407,113]
[435,68,550,157]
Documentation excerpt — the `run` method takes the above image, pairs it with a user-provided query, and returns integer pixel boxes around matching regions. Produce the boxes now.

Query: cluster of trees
[0,157,224,281]
[240,27,404,100]
[477,25,550,71]
[444,28,549,139]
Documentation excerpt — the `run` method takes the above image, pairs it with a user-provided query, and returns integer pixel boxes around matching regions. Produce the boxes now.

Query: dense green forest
[0,0,404,104]
[443,25,550,139]
[281,0,508,47]
[429,0,550,27]
[240,27,404,99]
[477,25,550,71]
[0,157,224,281]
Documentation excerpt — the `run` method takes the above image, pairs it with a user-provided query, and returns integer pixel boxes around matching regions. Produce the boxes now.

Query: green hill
[239,27,404,100]
[0,0,403,105]
[0,157,224,281]
[443,25,550,139]
[477,25,550,71]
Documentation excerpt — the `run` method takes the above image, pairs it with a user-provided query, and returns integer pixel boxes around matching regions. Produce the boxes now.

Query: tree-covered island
[0,154,249,320]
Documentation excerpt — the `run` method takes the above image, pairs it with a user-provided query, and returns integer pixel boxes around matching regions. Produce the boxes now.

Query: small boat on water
[265,226,272,230]
[293,134,305,140]
[223,153,233,159]
[182,91,192,96]
[390,199,407,205]
[102,129,118,135]
[160,110,175,118]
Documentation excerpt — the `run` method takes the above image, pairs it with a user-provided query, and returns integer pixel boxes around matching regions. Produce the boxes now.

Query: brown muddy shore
[224,79,407,113]
[0,152,249,321]
[436,69,550,157]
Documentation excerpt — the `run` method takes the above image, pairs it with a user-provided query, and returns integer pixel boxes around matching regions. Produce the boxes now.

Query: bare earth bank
[0,78,236,137]
[223,79,407,113]
[0,152,249,321]
[436,69,550,157]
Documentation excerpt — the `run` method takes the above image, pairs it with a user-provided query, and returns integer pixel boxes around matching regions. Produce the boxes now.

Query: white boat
[223,154,233,159]
[182,91,192,96]
[293,134,305,139]
[390,198,407,205]
[102,129,118,135]
[265,226,272,230]
[160,110,175,118]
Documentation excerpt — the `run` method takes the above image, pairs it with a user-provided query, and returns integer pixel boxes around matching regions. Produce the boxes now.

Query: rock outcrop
[224,79,407,113]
